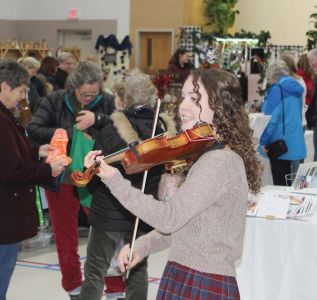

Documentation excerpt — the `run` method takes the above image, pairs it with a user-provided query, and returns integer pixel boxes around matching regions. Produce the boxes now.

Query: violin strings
[101,133,166,161]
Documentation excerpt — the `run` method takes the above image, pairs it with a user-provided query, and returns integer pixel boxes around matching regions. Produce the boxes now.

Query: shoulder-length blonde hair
[124,69,157,108]
[191,69,262,194]
[18,56,40,70]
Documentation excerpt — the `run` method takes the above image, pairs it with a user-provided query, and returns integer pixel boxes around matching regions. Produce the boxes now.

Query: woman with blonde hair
[18,56,40,74]
[112,82,125,110]
[18,57,46,114]
[80,70,176,300]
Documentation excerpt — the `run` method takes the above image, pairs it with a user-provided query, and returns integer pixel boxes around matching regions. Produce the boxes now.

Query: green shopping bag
[69,125,95,208]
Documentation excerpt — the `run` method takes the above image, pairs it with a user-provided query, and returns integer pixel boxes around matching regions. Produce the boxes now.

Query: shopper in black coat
[80,70,176,300]
[88,107,175,233]
[27,61,115,300]
[27,88,115,147]
[54,52,75,89]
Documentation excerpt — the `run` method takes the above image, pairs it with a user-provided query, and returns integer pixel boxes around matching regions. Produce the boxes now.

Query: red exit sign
[68,8,79,20]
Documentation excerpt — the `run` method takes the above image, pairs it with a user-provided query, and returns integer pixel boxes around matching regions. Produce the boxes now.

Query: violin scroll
[71,160,101,187]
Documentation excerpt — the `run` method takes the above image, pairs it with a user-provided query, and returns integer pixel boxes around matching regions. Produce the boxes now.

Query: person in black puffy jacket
[80,70,176,300]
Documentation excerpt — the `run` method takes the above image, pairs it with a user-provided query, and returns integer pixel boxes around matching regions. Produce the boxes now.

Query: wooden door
[140,32,172,76]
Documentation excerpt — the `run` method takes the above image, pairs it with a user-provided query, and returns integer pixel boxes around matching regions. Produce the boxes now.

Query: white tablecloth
[236,212,317,300]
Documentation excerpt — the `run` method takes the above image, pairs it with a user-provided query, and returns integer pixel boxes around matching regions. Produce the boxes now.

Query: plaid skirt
[157,261,240,300]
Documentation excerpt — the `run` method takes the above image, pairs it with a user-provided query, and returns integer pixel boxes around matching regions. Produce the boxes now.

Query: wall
[0,21,17,39]
[2,0,317,62]
[0,0,129,57]
[183,0,207,28]
[0,0,18,19]
[130,0,185,68]
[16,0,129,39]
[15,20,116,57]
[0,0,17,37]
[130,0,238,68]
[182,0,237,34]
[235,0,315,46]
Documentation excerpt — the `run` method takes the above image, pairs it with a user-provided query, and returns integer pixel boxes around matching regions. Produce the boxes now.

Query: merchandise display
[0,39,49,60]
[96,34,132,89]
[46,129,72,166]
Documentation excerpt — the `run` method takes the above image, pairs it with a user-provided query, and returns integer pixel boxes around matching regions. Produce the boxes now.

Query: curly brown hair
[191,69,262,193]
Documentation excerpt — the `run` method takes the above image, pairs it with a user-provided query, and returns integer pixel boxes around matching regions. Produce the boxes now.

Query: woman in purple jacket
[167,48,193,84]
[0,59,65,300]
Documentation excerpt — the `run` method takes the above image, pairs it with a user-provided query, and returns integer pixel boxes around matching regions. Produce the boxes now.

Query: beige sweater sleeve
[102,152,228,234]
[134,230,172,259]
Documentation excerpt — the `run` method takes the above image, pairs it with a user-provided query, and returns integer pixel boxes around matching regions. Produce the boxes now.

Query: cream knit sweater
[103,148,248,276]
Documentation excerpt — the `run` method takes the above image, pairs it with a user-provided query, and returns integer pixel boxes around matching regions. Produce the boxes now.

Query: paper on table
[289,195,316,218]
[256,192,290,219]
[249,113,271,140]
[247,201,258,217]
[247,191,263,217]
[293,162,317,189]
[247,186,317,219]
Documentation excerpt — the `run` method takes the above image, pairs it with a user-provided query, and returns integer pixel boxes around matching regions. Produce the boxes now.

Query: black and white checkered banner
[268,45,304,60]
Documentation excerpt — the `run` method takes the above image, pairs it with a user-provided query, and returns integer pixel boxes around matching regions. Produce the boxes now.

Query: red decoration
[153,73,173,99]
[201,60,220,70]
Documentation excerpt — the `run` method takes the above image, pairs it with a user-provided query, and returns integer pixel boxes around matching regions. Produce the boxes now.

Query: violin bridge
[169,160,188,174]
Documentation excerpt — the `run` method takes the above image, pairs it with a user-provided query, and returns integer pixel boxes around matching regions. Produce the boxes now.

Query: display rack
[0,39,49,60]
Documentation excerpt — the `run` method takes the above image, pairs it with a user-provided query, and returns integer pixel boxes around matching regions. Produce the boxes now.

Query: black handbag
[266,84,288,160]
[266,139,288,160]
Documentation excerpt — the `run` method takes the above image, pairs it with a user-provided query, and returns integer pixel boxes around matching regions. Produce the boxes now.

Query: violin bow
[124,98,162,281]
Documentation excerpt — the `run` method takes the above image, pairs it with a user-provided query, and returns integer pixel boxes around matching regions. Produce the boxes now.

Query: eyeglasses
[77,89,100,98]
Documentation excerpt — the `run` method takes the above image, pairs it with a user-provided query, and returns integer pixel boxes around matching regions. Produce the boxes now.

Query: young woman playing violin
[84,69,262,299]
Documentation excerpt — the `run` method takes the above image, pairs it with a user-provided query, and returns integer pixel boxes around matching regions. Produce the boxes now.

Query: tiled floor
[7,231,168,300]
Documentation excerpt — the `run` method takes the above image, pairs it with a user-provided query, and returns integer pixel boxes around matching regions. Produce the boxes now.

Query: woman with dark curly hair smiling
[84,68,262,299]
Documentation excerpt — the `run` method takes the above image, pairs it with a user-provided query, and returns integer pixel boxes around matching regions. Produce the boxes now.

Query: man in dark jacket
[27,61,115,300]
[54,52,75,89]
[0,59,65,300]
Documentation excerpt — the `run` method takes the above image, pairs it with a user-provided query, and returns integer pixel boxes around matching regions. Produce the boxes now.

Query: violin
[71,122,218,187]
